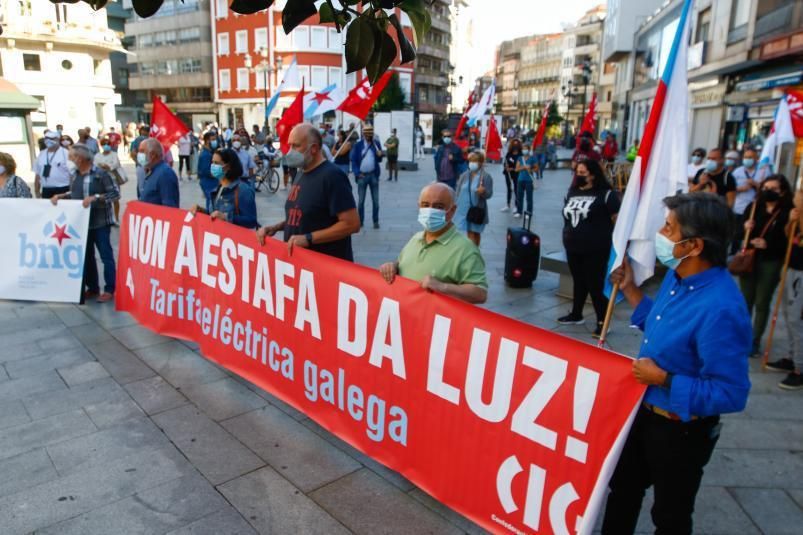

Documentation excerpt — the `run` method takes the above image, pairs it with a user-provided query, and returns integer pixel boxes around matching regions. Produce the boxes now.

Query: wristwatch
[94,193,100,201]
[305,232,313,244]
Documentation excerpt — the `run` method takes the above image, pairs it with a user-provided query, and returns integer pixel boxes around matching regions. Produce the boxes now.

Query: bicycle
[254,159,281,193]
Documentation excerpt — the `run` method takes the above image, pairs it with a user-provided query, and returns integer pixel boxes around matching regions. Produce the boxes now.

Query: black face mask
[580,140,591,151]
[761,190,781,202]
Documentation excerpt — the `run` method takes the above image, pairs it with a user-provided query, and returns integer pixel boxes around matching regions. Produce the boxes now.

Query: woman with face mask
[501,139,522,212]
[93,137,128,224]
[559,160,620,338]
[0,152,32,198]
[189,148,258,229]
[738,174,793,357]
[686,147,706,185]
[454,151,494,246]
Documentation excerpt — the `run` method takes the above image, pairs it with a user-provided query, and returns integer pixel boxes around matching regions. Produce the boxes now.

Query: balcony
[0,19,123,51]
[430,15,450,33]
[755,2,797,39]
[129,72,212,90]
[597,101,612,114]
[417,43,450,61]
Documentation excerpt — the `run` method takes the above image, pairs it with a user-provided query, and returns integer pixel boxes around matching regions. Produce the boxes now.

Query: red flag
[454,91,476,143]
[150,96,189,151]
[532,101,551,150]
[337,71,393,120]
[577,92,598,141]
[485,115,502,161]
[786,89,803,138]
[275,83,306,154]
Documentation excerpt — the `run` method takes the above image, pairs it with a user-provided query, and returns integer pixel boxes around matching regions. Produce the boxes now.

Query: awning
[0,78,40,111]
[734,70,803,92]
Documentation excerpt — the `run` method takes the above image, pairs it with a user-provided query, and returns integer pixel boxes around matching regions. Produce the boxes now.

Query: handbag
[728,207,779,275]
[466,173,486,225]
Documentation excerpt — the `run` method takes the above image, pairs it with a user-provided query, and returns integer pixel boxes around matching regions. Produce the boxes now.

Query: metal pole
[263,67,268,129]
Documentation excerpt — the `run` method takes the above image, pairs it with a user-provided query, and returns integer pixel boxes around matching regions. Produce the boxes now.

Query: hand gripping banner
[116,202,645,534]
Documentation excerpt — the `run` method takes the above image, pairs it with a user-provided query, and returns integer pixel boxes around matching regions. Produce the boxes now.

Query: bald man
[379,183,488,304]
[257,123,360,261]
[137,138,179,207]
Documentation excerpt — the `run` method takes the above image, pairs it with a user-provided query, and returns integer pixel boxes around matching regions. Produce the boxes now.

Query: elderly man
[232,133,256,183]
[434,129,464,190]
[51,145,119,303]
[602,193,751,535]
[79,127,100,156]
[137,138,180,207]
[34,130,72,198]
[379,183,488,304]
[690,148,736,207]
[256,123,360,261]
[350,125,383,229]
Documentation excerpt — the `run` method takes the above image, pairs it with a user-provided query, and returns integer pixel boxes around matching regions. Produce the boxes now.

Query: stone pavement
[0,154,801,534]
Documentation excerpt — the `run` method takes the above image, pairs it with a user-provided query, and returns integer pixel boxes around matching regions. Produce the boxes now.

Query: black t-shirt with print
[790,234,803,271]
[504,150,521,179]
[284,160,357,261]
[693,168,736,197]
[562,187,621,253]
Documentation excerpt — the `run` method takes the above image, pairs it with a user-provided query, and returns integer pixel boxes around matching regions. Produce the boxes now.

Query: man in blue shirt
[601,193,751,535]
[197,131,218,213]
[350,125,383,229]
[433,129,464,190]
[137,138,180,208]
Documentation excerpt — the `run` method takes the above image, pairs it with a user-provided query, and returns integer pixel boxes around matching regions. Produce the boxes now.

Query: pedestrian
[321,125,335,149]
[107,126,122,153]
[686,147,706,185]
[81,127,100,155]
[177,132,193,180]
[601,132,619,163]
[50,145,119,303]
[332,130,353,176]
[626,138,639,162]
[533,136,548,180]
[433,129,463,190]
[379,182,488,304]
[130,125,150,199]
[558,159,620,338]
[256,124,360,261]
[94,136,128,224]
[351,125,383,229]
[690,148,736,207]
[385,128,399,181]
[60,135,74,149]
[232,133,256,184]
[500,138,522,212]
[731,148,767,252]
[190,148,258,229]
[738,174,793,357]
[571,132,601,170]
[223,125,233,149]
[0,152,32,198]
[766,189,803,389]
[514,146,537,217]
[416,124,425,157]
[725,149,741,174]
[602,192,751,535]
[197,131,219,213]
[454,151,493,247]
[34,130,71,199]
[137,138,180,207]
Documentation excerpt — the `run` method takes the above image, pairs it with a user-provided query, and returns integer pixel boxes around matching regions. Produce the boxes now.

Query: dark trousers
[516,180,533,214]
[504,171,519,207]
[41,186,70,199]
[356,172,379,225]
[601,407,720,535]
[740,258,783,351]
[83,226,116,294]
[566,248,610,323]
[179,155,191,175]
[534,153,547,179]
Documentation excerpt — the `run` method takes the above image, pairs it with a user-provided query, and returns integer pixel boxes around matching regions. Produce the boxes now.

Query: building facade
[449,0,475,113]
[124,0,216,130]
[414,0,452,115]
[107,0,146,125]
[0,0,122,138]
[495,36,529,130]
[517,33,562,129]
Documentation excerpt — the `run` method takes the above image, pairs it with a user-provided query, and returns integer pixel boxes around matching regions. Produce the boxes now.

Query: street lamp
[244,48,283,129]
[561,81,578,147]
[579,58,593,133]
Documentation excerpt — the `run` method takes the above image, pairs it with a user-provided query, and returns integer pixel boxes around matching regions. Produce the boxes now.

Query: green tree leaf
[366,29,397,84]
[398,0,431,46]
[282,0,318,34]
[373,72,406,112]
[230,0,273,15]
[345,16,376,74]
[388,13,415,64]
[131,0,164,18]
[318,1,335,23]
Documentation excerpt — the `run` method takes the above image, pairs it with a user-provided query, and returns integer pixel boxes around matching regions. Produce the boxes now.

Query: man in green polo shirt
[379,182,488,304]
[385,128,399,182]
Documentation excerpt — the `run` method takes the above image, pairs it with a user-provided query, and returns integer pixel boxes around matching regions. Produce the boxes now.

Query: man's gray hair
[422,181,456,203]
[141,138,164,160]
[69,144,93,163]
[292,123,322,148]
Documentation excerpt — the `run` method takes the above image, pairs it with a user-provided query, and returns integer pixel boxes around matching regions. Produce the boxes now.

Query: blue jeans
[516,181,533,215]
[534,153,547,179]
[357,172,379,225]
[84,226,116,293]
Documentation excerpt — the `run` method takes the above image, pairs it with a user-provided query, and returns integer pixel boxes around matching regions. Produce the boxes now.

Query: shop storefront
[689,81,726,152]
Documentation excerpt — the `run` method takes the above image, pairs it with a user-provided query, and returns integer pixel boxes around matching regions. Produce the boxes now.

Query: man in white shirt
[35,130,72,198]
[232,133,256,183]
[731,148,766,218]
[177,133,193,180]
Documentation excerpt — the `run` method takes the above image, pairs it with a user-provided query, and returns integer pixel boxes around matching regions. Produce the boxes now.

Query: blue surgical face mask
[418,207,448,232]
[210,163,225,180]
[743,158,755,168]
[210,140,218,150]
[442,137,452,145]
[725,158,736,167]
[691,155,702,165]
[655,232,690,270]
[705,159,718,172]
[136,152,148,167]
[102,145,111,153]
[468,162,480,172]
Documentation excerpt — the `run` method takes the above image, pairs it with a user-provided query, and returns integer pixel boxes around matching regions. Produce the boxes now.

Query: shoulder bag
[728,205,779,275]
[466,173,486,225]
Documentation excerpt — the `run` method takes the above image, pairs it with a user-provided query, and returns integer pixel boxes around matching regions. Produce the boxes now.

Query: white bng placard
[0,199,90,303]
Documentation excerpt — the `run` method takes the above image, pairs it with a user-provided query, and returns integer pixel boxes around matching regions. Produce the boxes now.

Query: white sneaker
[500,206,510,212]
[513,212,521,218]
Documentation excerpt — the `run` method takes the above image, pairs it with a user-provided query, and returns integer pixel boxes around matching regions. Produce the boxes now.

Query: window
[696,8,711,43]
[93,59,103,75]
[215,0,227,18]
[328,66,342,86]
[255,69,267,90]
[328,28,340,50]
[730,0,750,30]
[276,25,292,49]
[179,28,200,43]
[311,66,327,88]
[294,26,309,49]
[297,65,310,88]
[138,34,153,48]
[237,67,249,90]
[23,53,41,71]
[179,58,202,73]
[61,59,73,70]
[118,68,129,87]
[311,27,327,49]
[218,33,229,55]
[219,69,231,91]
[235,30,248,54]
[254,28,268,52]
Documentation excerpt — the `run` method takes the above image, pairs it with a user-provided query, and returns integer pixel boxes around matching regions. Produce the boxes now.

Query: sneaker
[500,206,510,212]
[557,313,584,325]
[592,321,607,339]
[513,212,521,218]
[373,222,380,229]
[766,358,795,373]
[84,290,99,300]
[97,292,114,303]
[779,372,803,391]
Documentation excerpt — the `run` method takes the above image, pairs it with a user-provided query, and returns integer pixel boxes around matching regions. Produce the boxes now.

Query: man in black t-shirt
[256,124,360,261]
[691,148,736,208]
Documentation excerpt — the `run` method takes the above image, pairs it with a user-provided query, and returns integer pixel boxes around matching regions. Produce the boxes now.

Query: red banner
[116,202,645,535]
[150,96,189,151]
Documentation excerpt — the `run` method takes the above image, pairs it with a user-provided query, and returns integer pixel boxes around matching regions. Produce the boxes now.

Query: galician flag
[467,82,495,127]
[759,93,796,170]
[607,0,694,291]
[304,84,346,119]
[265,57,299,119]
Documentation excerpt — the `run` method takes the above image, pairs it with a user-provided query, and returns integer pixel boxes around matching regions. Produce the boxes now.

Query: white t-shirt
[178,135,192,156]
[687,162,704,182]
[35,147,71,188]
[732,165,768,215]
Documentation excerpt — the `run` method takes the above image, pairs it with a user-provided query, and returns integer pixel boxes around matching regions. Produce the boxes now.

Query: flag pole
[598,282,619,348]
[332,126,356,160]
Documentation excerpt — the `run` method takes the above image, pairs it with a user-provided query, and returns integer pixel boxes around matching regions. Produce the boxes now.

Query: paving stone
[124,375,188,415]
[181,377,267,421]
[37,473,228,535]
[407,488,488,535]
[231,376,308,421]
[134,341,227,389]
[0,446,192,535]
[1,324,70,348]
[49,305,93,327]
[110,324,172,350]
[730,392,803,421]
[46,417,169,476]
[0,341,44,364]
[69,323,113,346]
[0,400,30,430]
[718,418,803,450]
[38,334,84,353]
[705,448,803,489]
[4,347,95,379]
[83,396,146,428]
[0,371,67,405]
[789,488,803,509]
[218,466,348,535]
[80,304,140,330]
[153,404,264,485]
[311,468,462,535]
[221,405,361,492]
[0,448,59,499]
[730,488,803,535]
[85,338,155,384]
[22,377,129,420]
[57,361,110,387]
[0,409,96,461]
[0,312,61,335]
[0,364,7,382]
[164,506,258,535]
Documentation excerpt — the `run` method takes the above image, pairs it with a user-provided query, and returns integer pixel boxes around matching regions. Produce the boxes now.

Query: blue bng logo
[18,213,84,279]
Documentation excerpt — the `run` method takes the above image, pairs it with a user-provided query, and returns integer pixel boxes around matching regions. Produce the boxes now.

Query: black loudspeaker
[505,212,540,288]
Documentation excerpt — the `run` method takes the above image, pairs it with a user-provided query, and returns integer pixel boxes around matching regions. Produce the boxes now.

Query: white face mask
[66,160,77,174]
[232,141,242,149]
[468,162,480,172]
